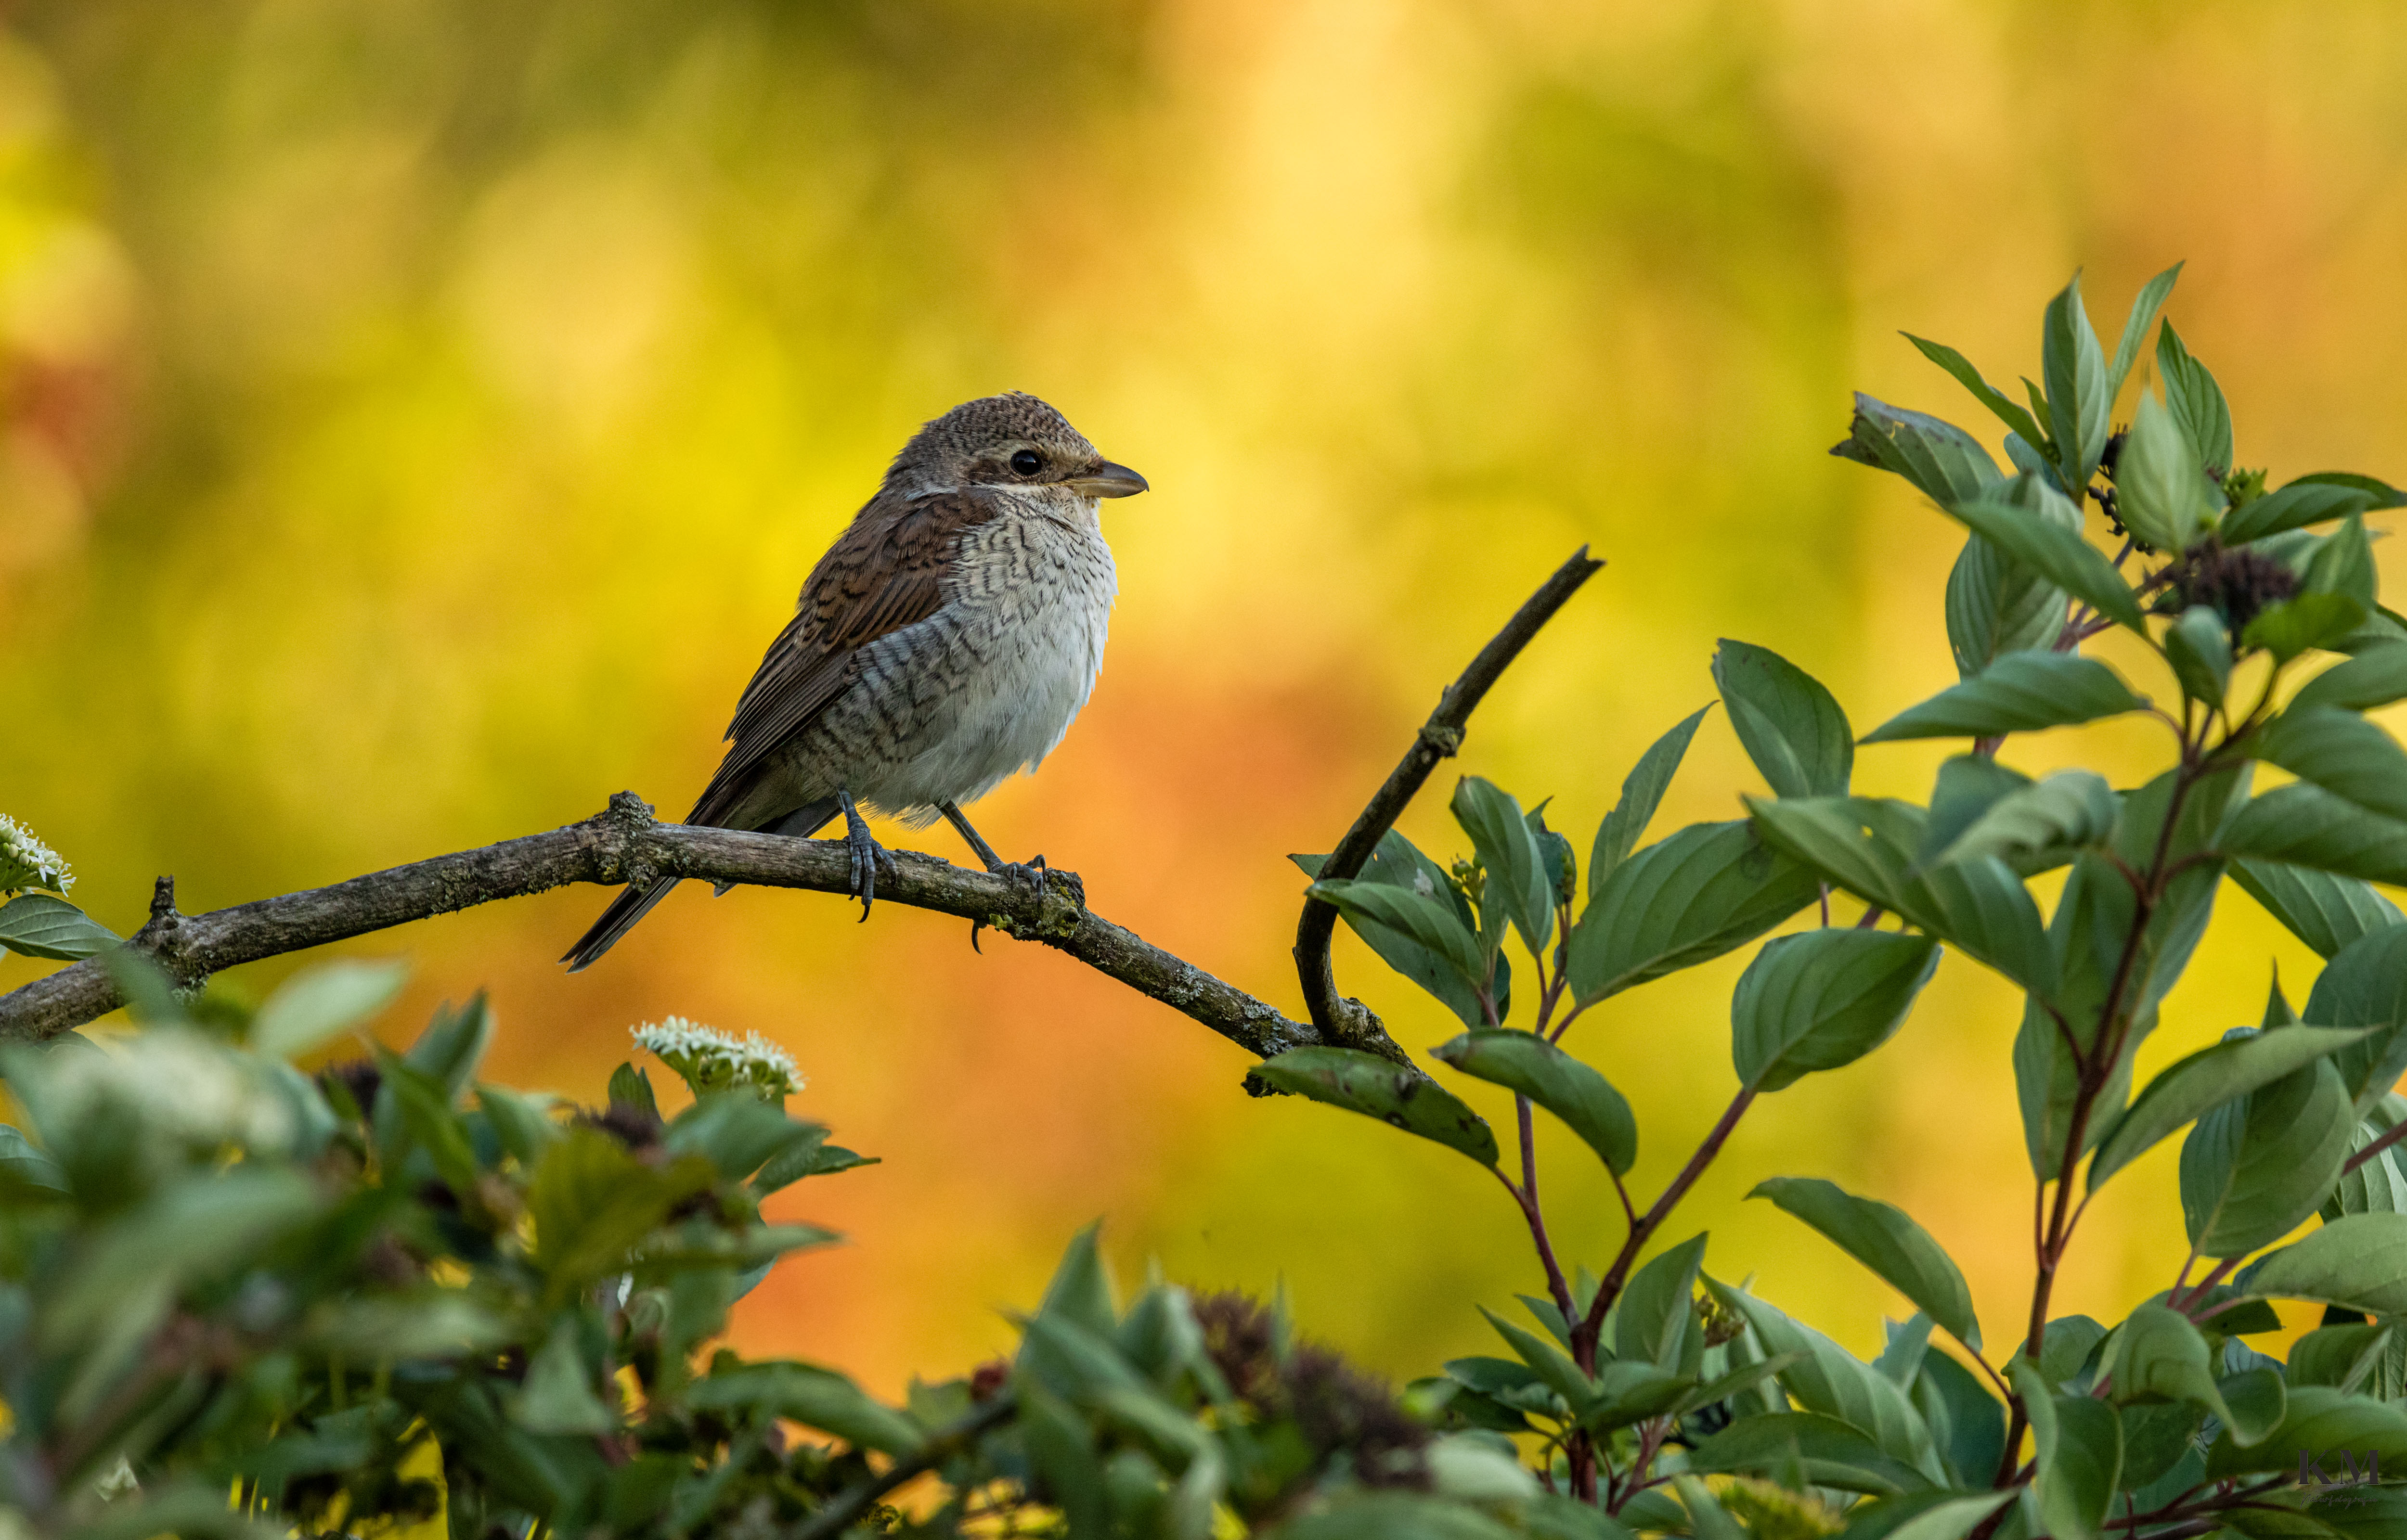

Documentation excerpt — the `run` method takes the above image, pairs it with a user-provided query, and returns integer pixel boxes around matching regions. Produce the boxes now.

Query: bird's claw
[838,792,892,922]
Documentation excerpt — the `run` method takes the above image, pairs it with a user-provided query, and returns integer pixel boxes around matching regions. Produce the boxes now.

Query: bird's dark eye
[1009,449,1043,476]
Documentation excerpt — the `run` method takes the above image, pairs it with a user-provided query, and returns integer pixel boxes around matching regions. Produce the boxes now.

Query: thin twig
[1292,548,1604,1042]
[790,1396,1016,1540]
[0,794,1350,1063]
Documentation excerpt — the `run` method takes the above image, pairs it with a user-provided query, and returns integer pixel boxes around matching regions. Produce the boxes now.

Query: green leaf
[686,1363,926,1455]
[1279,1495,1522,1540]
[2303,926,2407,1112]
[1016,1376,1110,1536]
[663,1093,820,1182]
[2223,483,2378,545]
[1036,1221,1117,1338]
[1919,1351,2006,1489]
[1432,1030,1635,1176]
[1713,640,1853,799]
[2297,644,2407,713]
[2224,773,2407,893]
[1674,1476,1749,1540]
[528,1127,709,1304]
[2291,472,2407,508]
[0,893,120,962]
[2251,707,2407,825]
[1947,493,2146,631]
[1479,1304,1593,1412]
[2180,1048,2354,1258]
[1591,707,1708,892]
[2306,516,2380,608]
[511,1319,617,1435]
[1307,878,1486,994]
[2044,273,2112,493]
[1682,1411,1934,1497]
[1945,533,2070,680]
[2288,1324,2395,1394]
[0,1121,67,1194]
[2206,1385,2407,1477]
[1567,821,1820,1006]
[2235,860,2401,960]
[1295,832,1501,1028]
[2247,1214,2407,1315]
[1731,929,1940,1093]
[1920,755,2033,863]
[2107,263,2183,403]
[377,1050,482,1196]
[1861,653,2147,743]
[1703,1277,1944,1483]
[2091,1026,2375,1190]
[1746,796,2052,995]
[1923,770,2117,869]
[2116,393,2216,552]
[249,959,408,1061]
[2165,605,2234,706]
[2014,1358,2121,1540]
[1906,333,2049,449]
[1254,1047,1499,1165]
[1835,393,2005,505]
[403,992,494,1105]
[2100,1302,2239,1429]
[2156,319,2233,476]
[2246,594,2370,662]
[1452,777,1555,959]
[1748,1177,1980,1349]
[1614,1234,1707,1370]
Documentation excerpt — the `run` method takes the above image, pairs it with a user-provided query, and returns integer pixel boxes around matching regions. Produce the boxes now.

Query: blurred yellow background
[5,0,2406,1397]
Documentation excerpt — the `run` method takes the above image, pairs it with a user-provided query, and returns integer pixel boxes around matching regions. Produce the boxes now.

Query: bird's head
[885,392,1148,502]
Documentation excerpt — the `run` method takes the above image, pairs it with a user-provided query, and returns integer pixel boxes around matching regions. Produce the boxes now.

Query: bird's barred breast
[809,499,1116,824]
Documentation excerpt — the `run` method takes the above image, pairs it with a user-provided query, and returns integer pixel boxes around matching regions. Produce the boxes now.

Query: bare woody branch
[1290,546,1604,1045]
[0,792,1346,1060]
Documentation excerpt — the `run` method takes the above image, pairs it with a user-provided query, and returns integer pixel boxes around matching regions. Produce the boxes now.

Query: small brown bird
[564,393,1147,970]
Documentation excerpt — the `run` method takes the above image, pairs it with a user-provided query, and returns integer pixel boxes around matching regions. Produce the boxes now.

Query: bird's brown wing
[686,489,1002,827]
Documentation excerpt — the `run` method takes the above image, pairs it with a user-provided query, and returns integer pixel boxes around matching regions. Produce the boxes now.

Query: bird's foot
[836,791,895,922]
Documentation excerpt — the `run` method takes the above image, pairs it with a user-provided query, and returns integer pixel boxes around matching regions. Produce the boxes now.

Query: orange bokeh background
[7,0,2407,1396]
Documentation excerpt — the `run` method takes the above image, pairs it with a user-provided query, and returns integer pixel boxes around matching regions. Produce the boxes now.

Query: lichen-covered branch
[0,792,1340,1061]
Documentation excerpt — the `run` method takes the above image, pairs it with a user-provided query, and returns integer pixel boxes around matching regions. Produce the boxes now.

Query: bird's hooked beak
[1063,461,1149,499]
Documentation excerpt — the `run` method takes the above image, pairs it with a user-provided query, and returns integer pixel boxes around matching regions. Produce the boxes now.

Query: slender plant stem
[791,1397,1016,1540]
[1571,1087,1759,1368]
[1516,1095,1575,1320]
[2342,1117,2407,1177]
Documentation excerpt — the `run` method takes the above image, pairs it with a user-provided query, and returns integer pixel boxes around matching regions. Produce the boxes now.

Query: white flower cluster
[0,813,72,894]
[631,1016,802,1099]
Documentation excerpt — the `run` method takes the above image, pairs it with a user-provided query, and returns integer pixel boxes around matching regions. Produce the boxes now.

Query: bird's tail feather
[562,878,679,972]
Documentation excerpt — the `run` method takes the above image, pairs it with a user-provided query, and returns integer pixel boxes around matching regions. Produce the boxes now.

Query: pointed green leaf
[2107,263,2183,403]
[1307,877,1486,992]
[2251,707,2407,825]
[1432,1029,1635,1175]
[2165,605,2234,706]
[1836,393,2005,505]
[1732,929,1940,1093]
[2116,393,2215,552]
[0,893,120,962]
[2231,861,2403,961]
[2091,1026,2377,1189]
[1945,497,2145,631]
[2302,925,2407,1113]
[1615,1234,1708,1369]
[2156,319,2233,476]
[1924,770,2117,868]
[2044,274,2112,492]
[1452,777,1555,959]
[1748,1177,1979,1349]
[1906,333,2048,449]
[1683,1411,1935,1497]
[2246,594,2369,662]
[2205,1385,2407,1478]
[1705,1277,1944,1482]
[2180,1049,2354,1258]
[1567,821,1820,1005]
[2223,483,2378,545]
[1255,1047,1498,1166]
[1591,707,1709,892]
[2101,1302,2237,1427]
[2297,644,2407,714]
[2248,1214,2407,1316]
[1714,640,1853,798]
[1862,653,2146,743]
[2014,1358,2121,1540]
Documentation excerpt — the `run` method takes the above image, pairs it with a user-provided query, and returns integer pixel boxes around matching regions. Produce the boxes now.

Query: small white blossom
[632,1016,802,1099]
[0,814,72,894]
